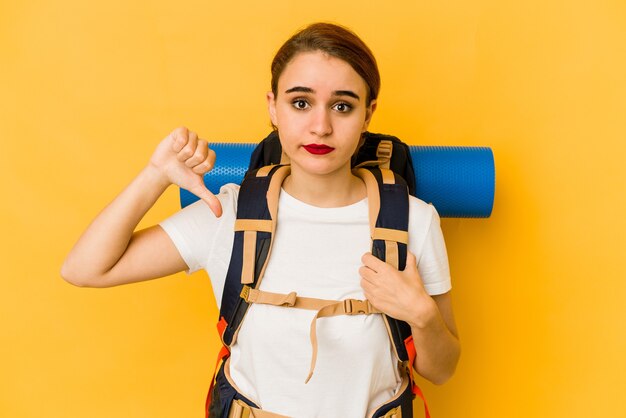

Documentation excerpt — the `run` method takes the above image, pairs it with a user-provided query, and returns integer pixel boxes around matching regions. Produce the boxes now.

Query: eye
[292,99,310,110]
[333,102,352,113]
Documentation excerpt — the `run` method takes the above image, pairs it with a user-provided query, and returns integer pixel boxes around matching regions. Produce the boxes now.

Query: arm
[359,252,460,385]
[409,290,460,385]
[61,127,222,288]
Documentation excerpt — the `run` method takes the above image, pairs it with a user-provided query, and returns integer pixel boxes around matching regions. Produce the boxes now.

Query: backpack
[206,132,430,418]
[248,130,417,195]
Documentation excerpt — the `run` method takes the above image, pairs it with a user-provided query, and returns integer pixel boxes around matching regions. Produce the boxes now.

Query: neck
[283,165,366,208]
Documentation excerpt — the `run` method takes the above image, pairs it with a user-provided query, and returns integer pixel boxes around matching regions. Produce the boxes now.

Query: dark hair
[271,23,380,105]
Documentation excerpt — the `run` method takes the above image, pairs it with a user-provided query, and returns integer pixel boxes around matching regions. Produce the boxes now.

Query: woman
[62,22,460,417]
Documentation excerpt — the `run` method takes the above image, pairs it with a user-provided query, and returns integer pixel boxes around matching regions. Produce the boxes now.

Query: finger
[360,280,388,315]
[360,278,374,297]
[191,184,223,218]
[192,147,216,174]
[361,252,375,270]
[177,130,198,162]
[358,265,377,282]
[360,276,379,299]
[170,126,189,153]
[361,252,388,272]
[406,251,417,269]
[404,251,425,284]
[185,139,209,168]
[192,160,212,175]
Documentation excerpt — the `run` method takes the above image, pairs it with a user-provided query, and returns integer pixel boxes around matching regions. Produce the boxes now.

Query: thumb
[405,251,418,270]
[404,251,425,285]
[191,184,223,218]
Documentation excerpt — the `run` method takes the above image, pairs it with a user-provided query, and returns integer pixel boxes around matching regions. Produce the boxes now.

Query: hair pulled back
[271,23,380,105]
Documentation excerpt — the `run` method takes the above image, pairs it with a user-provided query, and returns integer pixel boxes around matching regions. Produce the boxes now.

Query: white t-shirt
[160,183,451,417]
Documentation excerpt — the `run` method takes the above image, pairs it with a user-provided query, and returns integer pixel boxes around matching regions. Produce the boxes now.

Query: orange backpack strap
[405,335,431,418]
[205,317,231,417]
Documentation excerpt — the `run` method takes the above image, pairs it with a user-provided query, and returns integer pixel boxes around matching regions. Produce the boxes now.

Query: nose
[309,107,333,137]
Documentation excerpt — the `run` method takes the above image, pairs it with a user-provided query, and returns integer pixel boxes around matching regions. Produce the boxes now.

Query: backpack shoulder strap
[219,164,291,347]
[353,166,409,271]
[354,166,415,368]
[355,166,426,405]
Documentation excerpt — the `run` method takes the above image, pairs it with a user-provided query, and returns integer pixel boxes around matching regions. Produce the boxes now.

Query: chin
[293,158,349,177]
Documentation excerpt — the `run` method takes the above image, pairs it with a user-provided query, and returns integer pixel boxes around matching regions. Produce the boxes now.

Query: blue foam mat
[180,143,495,218]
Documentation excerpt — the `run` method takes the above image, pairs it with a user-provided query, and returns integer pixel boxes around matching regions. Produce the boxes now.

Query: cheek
[275,105,300,129]
[333,114,368,139]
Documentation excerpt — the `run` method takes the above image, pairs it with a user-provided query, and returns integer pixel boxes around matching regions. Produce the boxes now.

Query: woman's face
[267,50,376,177]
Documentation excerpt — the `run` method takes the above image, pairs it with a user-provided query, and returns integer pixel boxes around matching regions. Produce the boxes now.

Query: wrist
[407,295,439,329]
[141,163,171,191]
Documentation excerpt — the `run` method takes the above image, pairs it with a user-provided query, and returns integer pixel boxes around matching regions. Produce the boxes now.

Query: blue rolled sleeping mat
[180,142,495,218]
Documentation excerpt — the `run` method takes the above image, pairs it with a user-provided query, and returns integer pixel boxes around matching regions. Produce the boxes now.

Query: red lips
[303,144,335,155]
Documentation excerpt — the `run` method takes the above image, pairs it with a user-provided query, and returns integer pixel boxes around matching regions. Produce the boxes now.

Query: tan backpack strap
[240,230,256,284]
[353,168,380,240]
[373,227,409,243]
[241,285,336,310]
[353,139,394,170]
[381,406,402,418]
[236,165,291,285]
[229,399,291,418]
[279,151,290,165]
[255,164,276,177]
[371,227,409,271]
[234,219,273,232]
[305,299,380,383]
[266,165,291,226]
[353,167,405,270]
[376,139,393,169]
[240,285,381,384]
[234,220,273,284]
[380,167,395,185]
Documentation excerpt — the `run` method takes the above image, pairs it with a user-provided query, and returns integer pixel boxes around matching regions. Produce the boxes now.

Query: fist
[150,127,222,217]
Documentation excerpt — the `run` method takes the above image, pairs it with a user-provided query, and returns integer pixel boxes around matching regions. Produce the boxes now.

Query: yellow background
[2,0,625,417]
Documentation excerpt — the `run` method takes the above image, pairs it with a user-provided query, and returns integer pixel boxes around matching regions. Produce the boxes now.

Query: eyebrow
[284,86,360,101]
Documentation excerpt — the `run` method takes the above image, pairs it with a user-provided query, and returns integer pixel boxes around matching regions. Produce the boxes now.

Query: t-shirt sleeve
[409,200,452,295]
[159,184,238,275]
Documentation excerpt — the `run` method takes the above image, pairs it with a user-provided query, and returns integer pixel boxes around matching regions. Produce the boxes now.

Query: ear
[266,91,278,127]
[362,99,377,132]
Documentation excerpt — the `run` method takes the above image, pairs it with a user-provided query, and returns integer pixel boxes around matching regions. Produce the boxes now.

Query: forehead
[277,51,367,95]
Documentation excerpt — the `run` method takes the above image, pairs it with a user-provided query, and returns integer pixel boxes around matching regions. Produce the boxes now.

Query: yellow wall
[2,1,625,417]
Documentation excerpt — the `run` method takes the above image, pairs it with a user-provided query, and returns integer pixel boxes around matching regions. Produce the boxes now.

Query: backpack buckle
[240,285,251,301]
[344,299,371,315]
[376,140,393,160]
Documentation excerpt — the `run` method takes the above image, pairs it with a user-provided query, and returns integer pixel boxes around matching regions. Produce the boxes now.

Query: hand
[149,126,222,217]
[359,251,437,328]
